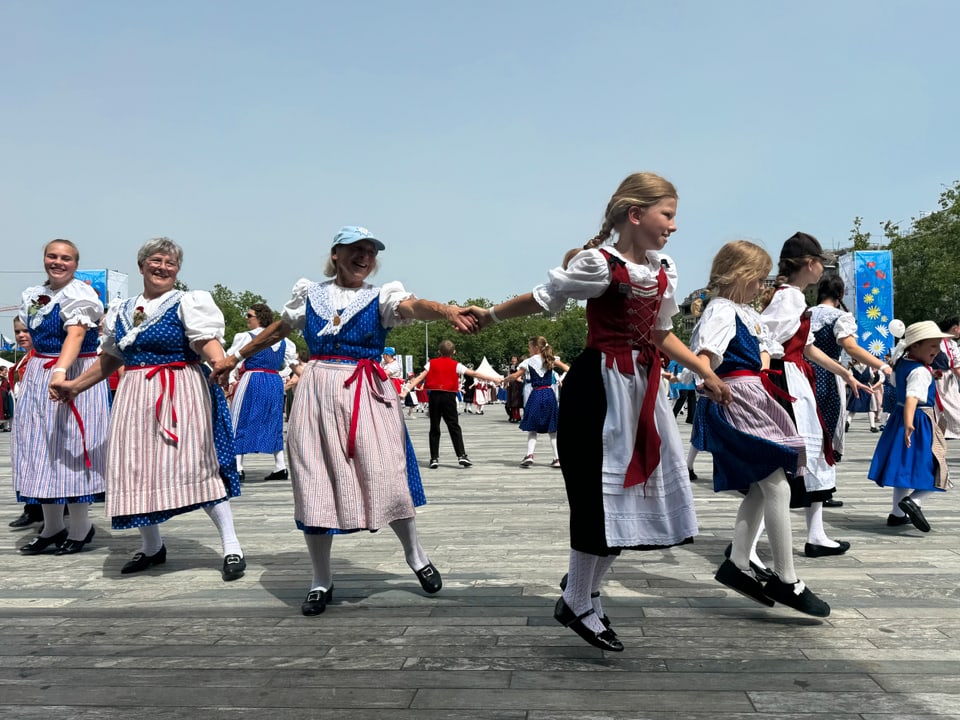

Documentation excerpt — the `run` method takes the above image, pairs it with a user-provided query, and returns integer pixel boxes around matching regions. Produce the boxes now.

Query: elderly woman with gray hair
[52,237,247,581]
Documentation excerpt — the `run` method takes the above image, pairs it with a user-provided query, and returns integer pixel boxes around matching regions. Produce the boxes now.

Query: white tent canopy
[474,356,502,380]
[0,357,13,368]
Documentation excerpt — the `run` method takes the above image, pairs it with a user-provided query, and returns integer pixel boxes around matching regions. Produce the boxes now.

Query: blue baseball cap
[332,226,385,252]
[383,347,396,356]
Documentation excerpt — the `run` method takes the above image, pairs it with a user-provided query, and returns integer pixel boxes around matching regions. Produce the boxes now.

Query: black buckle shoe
[558,574,613,631]
[221,554,247,581]
[804,540,851,557]
[121,545,167,574]
[301,586,334,616]
[723,543,775,582]
[898,496,931,532]
[414,562,443,594]
[763,577,830,617]
[715,559,775,607]
[8,511,41,528]
[264,469,289,481]
[19,528,68,555]
[54,525,95,555]
[553,596,623,652]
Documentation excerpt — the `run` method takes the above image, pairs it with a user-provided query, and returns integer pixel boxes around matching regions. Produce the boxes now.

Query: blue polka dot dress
[105,292,240,530]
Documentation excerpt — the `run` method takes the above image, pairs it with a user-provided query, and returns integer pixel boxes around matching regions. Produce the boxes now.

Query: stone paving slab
[1,407,959,718]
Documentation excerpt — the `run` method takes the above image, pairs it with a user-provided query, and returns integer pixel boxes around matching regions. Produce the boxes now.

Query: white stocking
[273,451,287,472]
[562,550,605,634]
[891,487,911,515]
[204,501,242,557]
[304,533,334,590]
[138,524,164,555]
[591,554,617,619]
[549,432,559,460]
[757,469,797,583]
[731,484,764,572]
[66,502,92,540]
[526,432,538,457]
[805,502,837,547]
[235,454,244,472]
[39,504,66,537]
[389,517,429,570]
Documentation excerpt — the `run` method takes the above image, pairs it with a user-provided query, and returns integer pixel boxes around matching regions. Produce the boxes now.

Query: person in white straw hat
[868,320,953,532]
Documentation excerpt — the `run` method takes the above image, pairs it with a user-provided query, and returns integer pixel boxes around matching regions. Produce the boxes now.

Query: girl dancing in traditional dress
[470,172,730,651]
[691,240,829,616]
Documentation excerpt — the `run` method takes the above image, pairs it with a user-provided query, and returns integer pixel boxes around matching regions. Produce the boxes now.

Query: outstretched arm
[397,298,478,334]
[211,319,293,384]
[469,294,544,329]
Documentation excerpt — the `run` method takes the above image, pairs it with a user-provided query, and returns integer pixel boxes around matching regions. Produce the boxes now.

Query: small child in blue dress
[869,320,952,532]
[691,240,830,617]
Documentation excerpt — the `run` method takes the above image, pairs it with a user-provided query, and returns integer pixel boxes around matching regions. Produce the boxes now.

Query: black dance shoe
[54,525,95,555]
[898,496,931,532]
[558,574,613,631]
[723,543,775,582]
[301,586,335,616]
[264,469,288,481]
[804,540,851,558]
[553,596,623,652]
[19,528,68,555]
[9,511,41,528]
[823,498,844,508]
[221,554,247,581]
[886,513,911,527]
[715,559,775,607]
[414,562,443,594]
[121,545,167,574]
[762,577,830,617]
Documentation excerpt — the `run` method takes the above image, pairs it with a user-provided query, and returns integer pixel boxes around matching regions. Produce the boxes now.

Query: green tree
[883,181,960,324]
[209,284,307,356]
[849,216,872,251]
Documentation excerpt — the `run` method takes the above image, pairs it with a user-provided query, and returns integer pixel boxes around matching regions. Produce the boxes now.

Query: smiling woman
[51,237,248,582]
[211,225,477,617]
[15,239,109,557]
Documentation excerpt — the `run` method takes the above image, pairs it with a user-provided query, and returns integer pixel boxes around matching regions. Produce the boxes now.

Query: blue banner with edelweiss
[850,250,895,358]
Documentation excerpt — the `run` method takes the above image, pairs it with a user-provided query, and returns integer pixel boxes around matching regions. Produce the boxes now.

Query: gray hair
[137,237,183,268]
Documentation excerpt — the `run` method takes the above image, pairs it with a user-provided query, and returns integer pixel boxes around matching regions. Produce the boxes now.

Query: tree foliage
[208,283,307,355]
[882,181,960,324]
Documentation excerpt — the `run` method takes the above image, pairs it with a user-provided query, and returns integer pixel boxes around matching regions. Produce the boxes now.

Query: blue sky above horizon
[2,1,957,317]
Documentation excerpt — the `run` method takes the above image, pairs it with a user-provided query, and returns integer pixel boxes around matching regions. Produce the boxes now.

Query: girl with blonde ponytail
[470,172,731,652]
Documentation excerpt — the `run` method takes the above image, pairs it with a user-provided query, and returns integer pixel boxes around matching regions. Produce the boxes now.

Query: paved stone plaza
[1,406,958,719]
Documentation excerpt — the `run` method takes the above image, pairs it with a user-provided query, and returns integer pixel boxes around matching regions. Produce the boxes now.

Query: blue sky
[2,1,957,318]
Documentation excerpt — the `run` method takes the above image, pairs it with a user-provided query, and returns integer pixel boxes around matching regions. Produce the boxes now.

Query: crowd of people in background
[4,172,955,653]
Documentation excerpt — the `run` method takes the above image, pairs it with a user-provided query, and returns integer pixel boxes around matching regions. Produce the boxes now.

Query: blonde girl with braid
[503,336,570,468]
[470,172,730,652]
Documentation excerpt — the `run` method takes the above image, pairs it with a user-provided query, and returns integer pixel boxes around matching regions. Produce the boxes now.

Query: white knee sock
[591,554,617,618]
[891,487,911,515]
[526,432,537,457]
[235,455,244,472]
[273,451,286,472]
[805,502,837,547]
[139,524,164,555]
[304,533,334,590]
[204,501,242,557]
[757,470,797,583]
[909,489,933,506]
[39,504,66,537]
[66,502,92,540]
[549,433,559,460]
[686,445,699,469]
[389,517,429,570]
[562,550,605,634]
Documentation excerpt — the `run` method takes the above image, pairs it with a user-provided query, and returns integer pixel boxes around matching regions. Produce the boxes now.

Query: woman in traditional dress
[933,316,960,439]
[16,239,109,555]
[211,226,476,616]
[53,238,247,580]
[226,303,299,481]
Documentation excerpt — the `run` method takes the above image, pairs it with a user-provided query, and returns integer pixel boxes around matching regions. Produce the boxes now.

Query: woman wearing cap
[810,275,891,464]
[212,226,477,616]
[759,232,870,560]
[381,346,403,394]
[16,239,109,556]
[869,320,952,532]
[52,237,247,581]
[226,302,299,482]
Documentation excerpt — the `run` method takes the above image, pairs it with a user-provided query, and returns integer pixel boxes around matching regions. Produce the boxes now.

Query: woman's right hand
[210,355,239,387]
[49,377,77,403]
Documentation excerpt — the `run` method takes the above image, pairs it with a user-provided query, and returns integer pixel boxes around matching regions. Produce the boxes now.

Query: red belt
[126,361,199,444]
[312,355,390,458]
[719,369,796,403]
[38,352,96,468]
